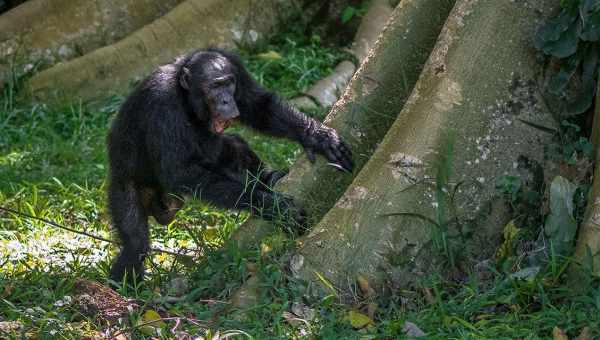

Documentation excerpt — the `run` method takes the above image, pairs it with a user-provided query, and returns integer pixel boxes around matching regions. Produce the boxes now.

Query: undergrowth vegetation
[1,1,600,339]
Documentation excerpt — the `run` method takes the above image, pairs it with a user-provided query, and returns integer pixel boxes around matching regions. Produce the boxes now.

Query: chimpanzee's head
[179,52,239,134]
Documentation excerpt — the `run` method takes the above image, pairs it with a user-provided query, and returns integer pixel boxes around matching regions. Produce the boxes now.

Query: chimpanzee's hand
[252,192,307,233]
[260,169,288,189]
[302,121,353,172]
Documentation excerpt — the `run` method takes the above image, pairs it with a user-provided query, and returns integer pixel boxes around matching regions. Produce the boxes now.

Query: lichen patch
[387,153,424,182]
[434,78,463,111]
[336,186,369,210]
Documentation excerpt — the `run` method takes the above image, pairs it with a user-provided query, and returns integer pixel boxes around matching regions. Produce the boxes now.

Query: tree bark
[0,0,183,82]
[291,0,395,109]
[294,0,560,298]
[25,0,288,100]
[572,80,600,279]
[230,0,457,249]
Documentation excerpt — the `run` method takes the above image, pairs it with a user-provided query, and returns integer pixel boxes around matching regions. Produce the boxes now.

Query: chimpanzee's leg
[140,187,185,226]
[108,180,150,282]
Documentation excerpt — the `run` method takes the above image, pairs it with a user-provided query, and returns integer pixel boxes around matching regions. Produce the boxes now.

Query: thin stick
[109,316,210,339]
[0,206,194,257]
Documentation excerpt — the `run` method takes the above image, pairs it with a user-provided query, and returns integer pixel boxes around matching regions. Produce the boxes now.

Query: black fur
[106,48,353,282]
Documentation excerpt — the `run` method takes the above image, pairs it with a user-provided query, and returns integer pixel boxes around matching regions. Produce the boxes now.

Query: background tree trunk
[0,0,184,84]
[293,0,560,298]
[25,0,290,100]
[291,0,395,110]
[230,0,457,250]
[572,81,600,280]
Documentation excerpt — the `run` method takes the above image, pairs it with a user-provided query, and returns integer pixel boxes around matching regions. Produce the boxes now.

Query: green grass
[0,35,339,338]
[1,30,599,340]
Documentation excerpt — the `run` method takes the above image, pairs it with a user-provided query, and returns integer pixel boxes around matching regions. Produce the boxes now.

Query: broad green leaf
[536,10,580,58]
[142,309,163,324]
[535,11,577,49]
[139,309,166,335]
[257,51,282,60]
[548,54,578,94]
[565,45,598,115]
[341,6,356,24]
[580,0,600,41]
[544,176,578,256]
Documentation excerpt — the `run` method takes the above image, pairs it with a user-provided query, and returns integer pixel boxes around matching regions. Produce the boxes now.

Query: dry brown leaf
[553,326,568,340]
[357,275,375,298]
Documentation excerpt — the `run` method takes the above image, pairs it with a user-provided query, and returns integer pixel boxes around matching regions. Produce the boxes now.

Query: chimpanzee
[106,48,353,282]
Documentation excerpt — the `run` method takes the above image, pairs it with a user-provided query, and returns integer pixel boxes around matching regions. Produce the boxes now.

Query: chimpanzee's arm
[146,109,303,224]
[215,49,354,172]
[162,163,303,225]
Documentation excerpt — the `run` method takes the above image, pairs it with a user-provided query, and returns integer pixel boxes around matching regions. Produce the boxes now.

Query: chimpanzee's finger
[338,154,353,172]
[323,148,338,165]
[331,145,344,162]
[329,143,353,172]
[324,148,348,172]
[339,139,352,156]
[305,148,316,163]
[339,141,354,170]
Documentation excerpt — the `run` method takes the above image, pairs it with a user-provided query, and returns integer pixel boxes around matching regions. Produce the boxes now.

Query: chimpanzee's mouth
[211,117,233,134]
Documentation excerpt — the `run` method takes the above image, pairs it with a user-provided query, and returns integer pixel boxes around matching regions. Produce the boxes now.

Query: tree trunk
[572,81,600,280]
[230,0,457,249]
[294,0,560,298]
[0,0,183,83]
[291,0,394,110]
[26,0,288,100]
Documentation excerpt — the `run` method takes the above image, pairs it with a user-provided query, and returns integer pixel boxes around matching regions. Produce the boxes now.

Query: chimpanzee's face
[180,54,240,134]
[199,57,239,134]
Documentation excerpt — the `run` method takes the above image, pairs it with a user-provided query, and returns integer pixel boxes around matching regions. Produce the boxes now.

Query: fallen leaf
[553,326,568,340]
[510,266,540,281]
[139,309,166,335]
[347,310,373,329]
[282,311,302,327]
[291,302,315,321]
[2,284,14,298]
[257,51,282,60]
[0,321,23,333]
[403,321,426,337]
[260,243,272,257]
[357,275,375,298]
[423,287,435,305]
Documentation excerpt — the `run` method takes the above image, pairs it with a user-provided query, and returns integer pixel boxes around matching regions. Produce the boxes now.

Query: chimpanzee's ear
[179,67,191,90]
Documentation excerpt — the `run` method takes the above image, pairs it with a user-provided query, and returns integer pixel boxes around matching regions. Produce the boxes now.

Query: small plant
[340,3,369,24]
[535,0,600,115]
